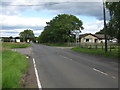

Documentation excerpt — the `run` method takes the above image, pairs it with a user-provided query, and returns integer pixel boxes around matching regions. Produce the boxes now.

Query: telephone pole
[103,0,108,52]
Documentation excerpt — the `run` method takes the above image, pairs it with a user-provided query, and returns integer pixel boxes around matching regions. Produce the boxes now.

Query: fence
[65,42,119,52]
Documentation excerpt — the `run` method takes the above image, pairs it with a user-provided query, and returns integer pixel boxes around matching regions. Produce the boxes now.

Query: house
[79,33,115,43]
[16,39,20,42]
[109,38,118,43]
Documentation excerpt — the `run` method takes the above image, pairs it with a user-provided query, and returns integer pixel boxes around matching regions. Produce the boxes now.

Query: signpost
[72,30,81,46]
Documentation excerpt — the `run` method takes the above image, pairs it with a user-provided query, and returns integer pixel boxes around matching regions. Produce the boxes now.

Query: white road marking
[93,68,108,76]
[93,68,117,79]
[111,76,116,79]
[63,56,68,59]
[60,55,73,61]
[69,59,73,60]
[33,58,42,89]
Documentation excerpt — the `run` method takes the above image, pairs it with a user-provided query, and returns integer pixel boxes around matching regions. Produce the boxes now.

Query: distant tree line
[2,36,20,42]
[2,29,36,42]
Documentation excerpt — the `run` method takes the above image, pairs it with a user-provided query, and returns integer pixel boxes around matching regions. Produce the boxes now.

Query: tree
[96,2,120,42]
[106,2,120,43]
[39,14,83,43]
[9,36,13,42]
[19,29,35,42]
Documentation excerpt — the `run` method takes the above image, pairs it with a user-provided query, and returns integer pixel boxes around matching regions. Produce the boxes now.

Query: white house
[79,33,117,44]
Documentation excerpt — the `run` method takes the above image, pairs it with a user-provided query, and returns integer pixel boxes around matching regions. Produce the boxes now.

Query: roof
[95,34,105,39]
[80,33,108,39]
[79,33,98,38]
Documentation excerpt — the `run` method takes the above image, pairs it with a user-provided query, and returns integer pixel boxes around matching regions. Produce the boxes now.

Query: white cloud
[82,20,104,34]
[2,0,104,2]
[0,29,44,37]
[1,15,50,27]
[33,30,44,36]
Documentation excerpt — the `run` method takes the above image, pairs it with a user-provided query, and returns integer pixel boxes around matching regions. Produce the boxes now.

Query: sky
[0,0,112,37]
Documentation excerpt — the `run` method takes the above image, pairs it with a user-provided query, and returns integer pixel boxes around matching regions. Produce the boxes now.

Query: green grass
[71,47,119,59]
[2,42,30,49]
[2,50,28,88]
[0,50,2,89]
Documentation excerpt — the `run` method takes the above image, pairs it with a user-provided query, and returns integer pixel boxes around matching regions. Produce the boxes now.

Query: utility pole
[103,0,108,52]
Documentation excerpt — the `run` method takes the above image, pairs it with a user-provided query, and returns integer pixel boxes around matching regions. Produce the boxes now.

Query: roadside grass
[0,50,2,89]
[71,47,119,59]
[2,50,28,88]
[2,42,30,49]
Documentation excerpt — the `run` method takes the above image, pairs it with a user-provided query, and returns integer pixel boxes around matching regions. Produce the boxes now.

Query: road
[31,43,118,88]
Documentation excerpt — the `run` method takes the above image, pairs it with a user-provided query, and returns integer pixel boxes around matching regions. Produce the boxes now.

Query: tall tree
[106,2,120,43]
[39,14,83,43]
[96,2,120,42]
[19,29,35,42]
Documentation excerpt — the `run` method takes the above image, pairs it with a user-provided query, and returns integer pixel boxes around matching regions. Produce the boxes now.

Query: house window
[86,39,89,42]
[95,39,98,43]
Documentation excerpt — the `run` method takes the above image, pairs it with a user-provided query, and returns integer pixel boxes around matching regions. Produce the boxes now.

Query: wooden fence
[65,42,119,52]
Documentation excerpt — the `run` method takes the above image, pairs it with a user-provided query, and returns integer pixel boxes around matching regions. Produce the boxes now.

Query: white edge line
[33,58,42,89]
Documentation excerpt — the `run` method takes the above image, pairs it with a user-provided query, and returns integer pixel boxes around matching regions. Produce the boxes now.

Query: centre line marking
[93,68,108,76]
[33,58,42,89]
[111,76,116,79]
[70,59,73,60]
[60,55,73,60]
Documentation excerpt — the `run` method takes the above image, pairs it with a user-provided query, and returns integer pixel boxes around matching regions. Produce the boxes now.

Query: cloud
[1,0,108,37]
[82,20,104,34]
[1,1,110,20]
[1,15,50,29]
[1,29,44,37]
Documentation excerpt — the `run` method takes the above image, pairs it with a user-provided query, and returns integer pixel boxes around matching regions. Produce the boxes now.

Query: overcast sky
[0,0,111,37]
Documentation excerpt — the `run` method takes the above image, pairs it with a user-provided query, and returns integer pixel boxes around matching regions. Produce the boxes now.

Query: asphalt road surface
[31,43,118,88]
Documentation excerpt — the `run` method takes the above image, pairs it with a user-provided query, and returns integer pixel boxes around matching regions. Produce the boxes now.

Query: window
[95,39,98,43]
[86,39,89,42]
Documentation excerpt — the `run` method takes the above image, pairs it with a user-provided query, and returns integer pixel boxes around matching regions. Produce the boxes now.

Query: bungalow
[79,33,117,43]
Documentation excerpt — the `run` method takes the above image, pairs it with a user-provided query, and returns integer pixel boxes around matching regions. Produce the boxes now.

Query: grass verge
[2,42,30,49]
[2,50,28,88]
[71,47,118,59]
[0,50,2,89]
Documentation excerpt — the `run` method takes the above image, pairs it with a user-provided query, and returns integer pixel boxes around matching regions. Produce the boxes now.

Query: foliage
[2,50,28,88]
[106,2,120,43]
[38,14,83,43]
[19,29,35,42]
[96,2,120,42]
[95,29,105,34]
